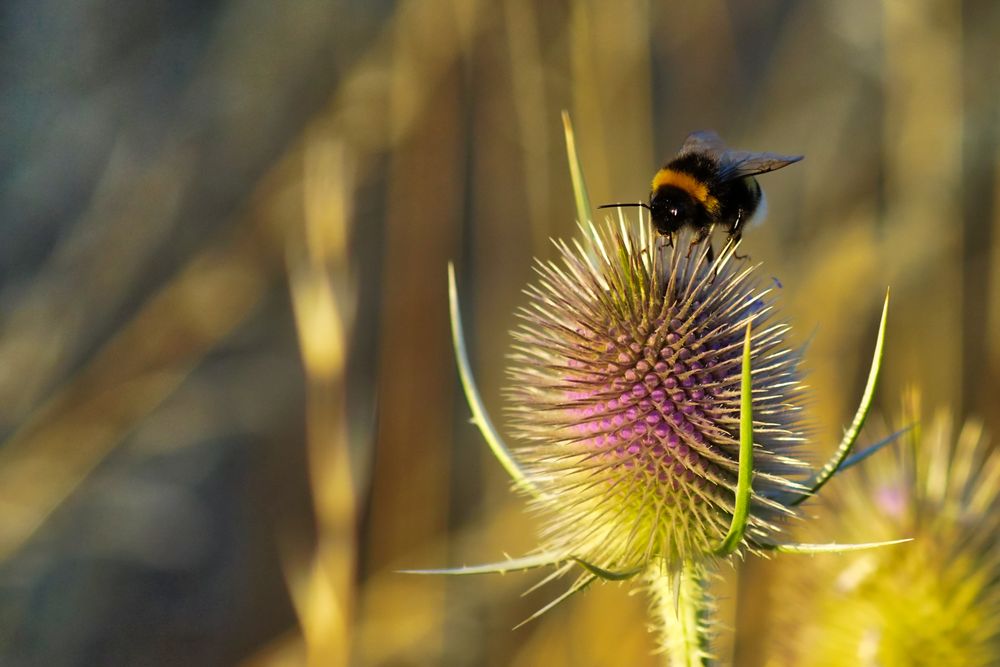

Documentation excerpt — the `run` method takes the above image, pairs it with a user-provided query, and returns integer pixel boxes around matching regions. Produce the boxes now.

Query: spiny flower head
[769,409,1000,667]
[507,217,809,572]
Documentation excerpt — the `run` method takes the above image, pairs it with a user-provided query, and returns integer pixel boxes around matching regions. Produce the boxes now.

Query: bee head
[649,186,698,235]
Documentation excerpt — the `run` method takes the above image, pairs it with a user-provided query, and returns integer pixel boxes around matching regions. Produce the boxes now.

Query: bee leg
[731,236,748,260]
[688,225,714,260]
[730,212,749,259]
[685,238,710,259]
[657,232,675,256]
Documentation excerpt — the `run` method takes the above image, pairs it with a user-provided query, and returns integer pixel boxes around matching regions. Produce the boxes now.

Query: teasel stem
[649,559,712,667]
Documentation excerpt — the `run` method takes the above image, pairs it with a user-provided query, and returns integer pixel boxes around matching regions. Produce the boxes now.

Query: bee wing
[678,131,803,182]
[716,150,803,182]
[677,130,729,160]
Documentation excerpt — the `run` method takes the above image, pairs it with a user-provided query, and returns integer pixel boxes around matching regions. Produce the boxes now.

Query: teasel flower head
[768,403,1000,667]
[506,218,810,573]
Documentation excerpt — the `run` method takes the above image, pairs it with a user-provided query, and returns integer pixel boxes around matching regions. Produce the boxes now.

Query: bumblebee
[600,131,802,258]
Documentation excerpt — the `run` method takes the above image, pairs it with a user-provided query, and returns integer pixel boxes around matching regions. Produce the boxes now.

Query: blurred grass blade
[561,110,592,225]
[448,263,535,494]
[286,137,358,667]
[715,321,754,555]
[790,290,889,506]
[513,574,597,629]
[771,538,912,555]
[401,551,563,575]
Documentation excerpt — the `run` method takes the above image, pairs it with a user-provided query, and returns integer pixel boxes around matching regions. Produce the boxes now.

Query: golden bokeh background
[0,1,998,665]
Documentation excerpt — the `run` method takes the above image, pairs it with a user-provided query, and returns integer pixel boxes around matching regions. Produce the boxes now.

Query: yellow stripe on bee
[651,169,720,215]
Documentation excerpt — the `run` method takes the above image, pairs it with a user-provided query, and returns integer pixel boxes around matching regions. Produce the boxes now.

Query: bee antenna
[597,202,651,210]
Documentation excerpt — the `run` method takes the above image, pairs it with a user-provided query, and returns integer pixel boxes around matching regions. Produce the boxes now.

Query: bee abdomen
[717,177,762,230]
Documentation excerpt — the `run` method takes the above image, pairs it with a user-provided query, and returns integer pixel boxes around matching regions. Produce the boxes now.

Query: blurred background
[0,0,998,665]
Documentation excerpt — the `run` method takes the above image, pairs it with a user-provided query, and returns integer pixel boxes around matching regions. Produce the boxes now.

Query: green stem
[648,559,712,667]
